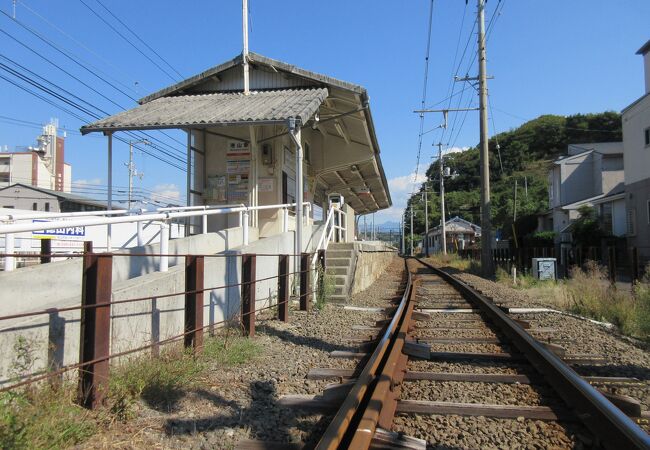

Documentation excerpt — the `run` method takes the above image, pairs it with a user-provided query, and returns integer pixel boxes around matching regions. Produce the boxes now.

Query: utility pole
[126,139,148,209]
[423,189,429,257]
[399,215,406,255]
[438,143,447,255]
[478,0,493,276]
[410,207,414,256]
[242,0,250,95]
[513,179,518,222]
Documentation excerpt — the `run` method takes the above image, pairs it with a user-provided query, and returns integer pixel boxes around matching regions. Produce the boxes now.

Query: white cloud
[150,183,181,204]
[73,178,102,187]
[444,146,469,155]
[388,172,427,193]
[372,171,428,225]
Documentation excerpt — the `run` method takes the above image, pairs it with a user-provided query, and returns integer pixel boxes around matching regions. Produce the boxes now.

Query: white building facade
[623,39,650,264]
[0,121,71,193]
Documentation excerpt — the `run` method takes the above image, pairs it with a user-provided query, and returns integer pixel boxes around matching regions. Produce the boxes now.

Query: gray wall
[0,224,322,385]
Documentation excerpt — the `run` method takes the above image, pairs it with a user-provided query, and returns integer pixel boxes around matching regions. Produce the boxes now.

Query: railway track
[297,257,650,450]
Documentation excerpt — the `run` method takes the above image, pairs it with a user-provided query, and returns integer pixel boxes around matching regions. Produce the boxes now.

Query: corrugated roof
[81,88,328,134]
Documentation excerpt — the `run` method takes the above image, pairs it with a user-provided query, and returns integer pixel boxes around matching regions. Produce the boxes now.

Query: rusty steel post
[185,255,204,353]
[241,254,256,336]
[300,252,311,311]
[318,249,326,300]
[278,254,289,322]
[78,241,112,409]
[608,247,616,285]
[40,238,51,264]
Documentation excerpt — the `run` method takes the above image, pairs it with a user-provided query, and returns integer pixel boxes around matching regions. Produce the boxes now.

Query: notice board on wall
[226,140,251,204]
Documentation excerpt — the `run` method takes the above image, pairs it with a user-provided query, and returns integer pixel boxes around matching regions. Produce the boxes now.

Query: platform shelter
[81,52,392,252]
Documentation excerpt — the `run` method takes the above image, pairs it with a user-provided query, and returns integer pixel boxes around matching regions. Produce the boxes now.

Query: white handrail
[0,202,310,235]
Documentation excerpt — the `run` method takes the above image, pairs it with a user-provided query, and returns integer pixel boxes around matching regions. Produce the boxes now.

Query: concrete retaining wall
[0,224,323,385]
[350,242,398,295]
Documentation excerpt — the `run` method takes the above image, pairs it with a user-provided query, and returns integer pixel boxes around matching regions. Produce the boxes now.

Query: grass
[423,253,481,274]
[493,260,650,342]
[316,268,336,310]
[0,332,262,449]
[0,386,96,450]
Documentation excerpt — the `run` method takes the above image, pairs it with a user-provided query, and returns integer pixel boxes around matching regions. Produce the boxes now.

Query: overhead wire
[0,60,186,170]
[76,0,180,82]
[412,0,436,196]
[91,0,183,80]
[0,11,187,160]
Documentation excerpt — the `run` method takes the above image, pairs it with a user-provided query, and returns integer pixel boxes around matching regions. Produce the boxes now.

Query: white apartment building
[0,121,71,193]
[623,39,650,264]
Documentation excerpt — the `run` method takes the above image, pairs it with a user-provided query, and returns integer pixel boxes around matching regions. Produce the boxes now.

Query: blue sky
[0,0,648,222]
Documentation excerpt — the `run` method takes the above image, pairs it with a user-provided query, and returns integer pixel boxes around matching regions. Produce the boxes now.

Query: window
[645,127,650,147]
[44,202,50,212]
[32,202,37,211]
[627,208,637,236]
[0,158,9,165]
[0,173,9,183]
[3,206,14,209]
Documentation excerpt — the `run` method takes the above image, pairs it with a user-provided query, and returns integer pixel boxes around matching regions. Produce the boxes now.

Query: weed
[0,386,95,450]
[108,346,202,416]
[316,265,335,310]
[203,335,261,366]
[10,336,38,382]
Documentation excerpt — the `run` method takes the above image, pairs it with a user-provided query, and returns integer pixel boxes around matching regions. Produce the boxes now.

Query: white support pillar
[288,120,303,272]
[4,232,15,271]
[186,129,192,237]
[282,207,289,233]
[107,132,113,251]
[159,221,169,272]
[137,220,144,247]
[242,210,249,245]
[202,208,208,235]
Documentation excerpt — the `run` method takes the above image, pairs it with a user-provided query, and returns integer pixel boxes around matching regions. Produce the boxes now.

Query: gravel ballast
[79,256,404,449]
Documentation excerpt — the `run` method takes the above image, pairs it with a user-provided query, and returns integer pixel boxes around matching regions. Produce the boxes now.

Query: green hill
[406,112,622,241]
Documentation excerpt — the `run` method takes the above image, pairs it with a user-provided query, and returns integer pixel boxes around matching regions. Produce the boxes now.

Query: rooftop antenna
[242,0,250,95]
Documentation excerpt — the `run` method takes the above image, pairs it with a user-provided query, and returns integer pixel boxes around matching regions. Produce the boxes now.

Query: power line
[91,0,184,79]
[16,0,140,97]
[77,0,180,82]
[412,0,436,196]
[0,59,186,169]
[0,13,186,158]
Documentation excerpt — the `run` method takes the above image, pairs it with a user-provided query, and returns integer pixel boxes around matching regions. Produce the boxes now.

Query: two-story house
[548,142,626,239]
[623,39,650,265]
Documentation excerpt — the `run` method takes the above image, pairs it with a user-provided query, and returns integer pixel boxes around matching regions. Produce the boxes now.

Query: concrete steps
[325,243,357,303]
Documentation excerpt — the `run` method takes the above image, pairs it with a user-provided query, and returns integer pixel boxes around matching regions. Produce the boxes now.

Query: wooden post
[78,241,112,409]
[278,254,289,322]
[241,254,256,336]
[40,239,51,264]
[300,252,310,310]
[185,255,204,353]
[631,247,639,286]
[608,246,616,285]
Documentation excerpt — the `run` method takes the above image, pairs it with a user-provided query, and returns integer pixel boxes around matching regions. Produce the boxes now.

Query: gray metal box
[532,258,556,280]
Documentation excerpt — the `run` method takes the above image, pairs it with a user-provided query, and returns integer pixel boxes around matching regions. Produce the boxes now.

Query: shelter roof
[81,88,328,134]
[138,52,364,104]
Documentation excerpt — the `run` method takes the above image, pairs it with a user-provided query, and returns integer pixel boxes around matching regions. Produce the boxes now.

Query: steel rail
[314,258,413,449]
[416,258,650,450]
